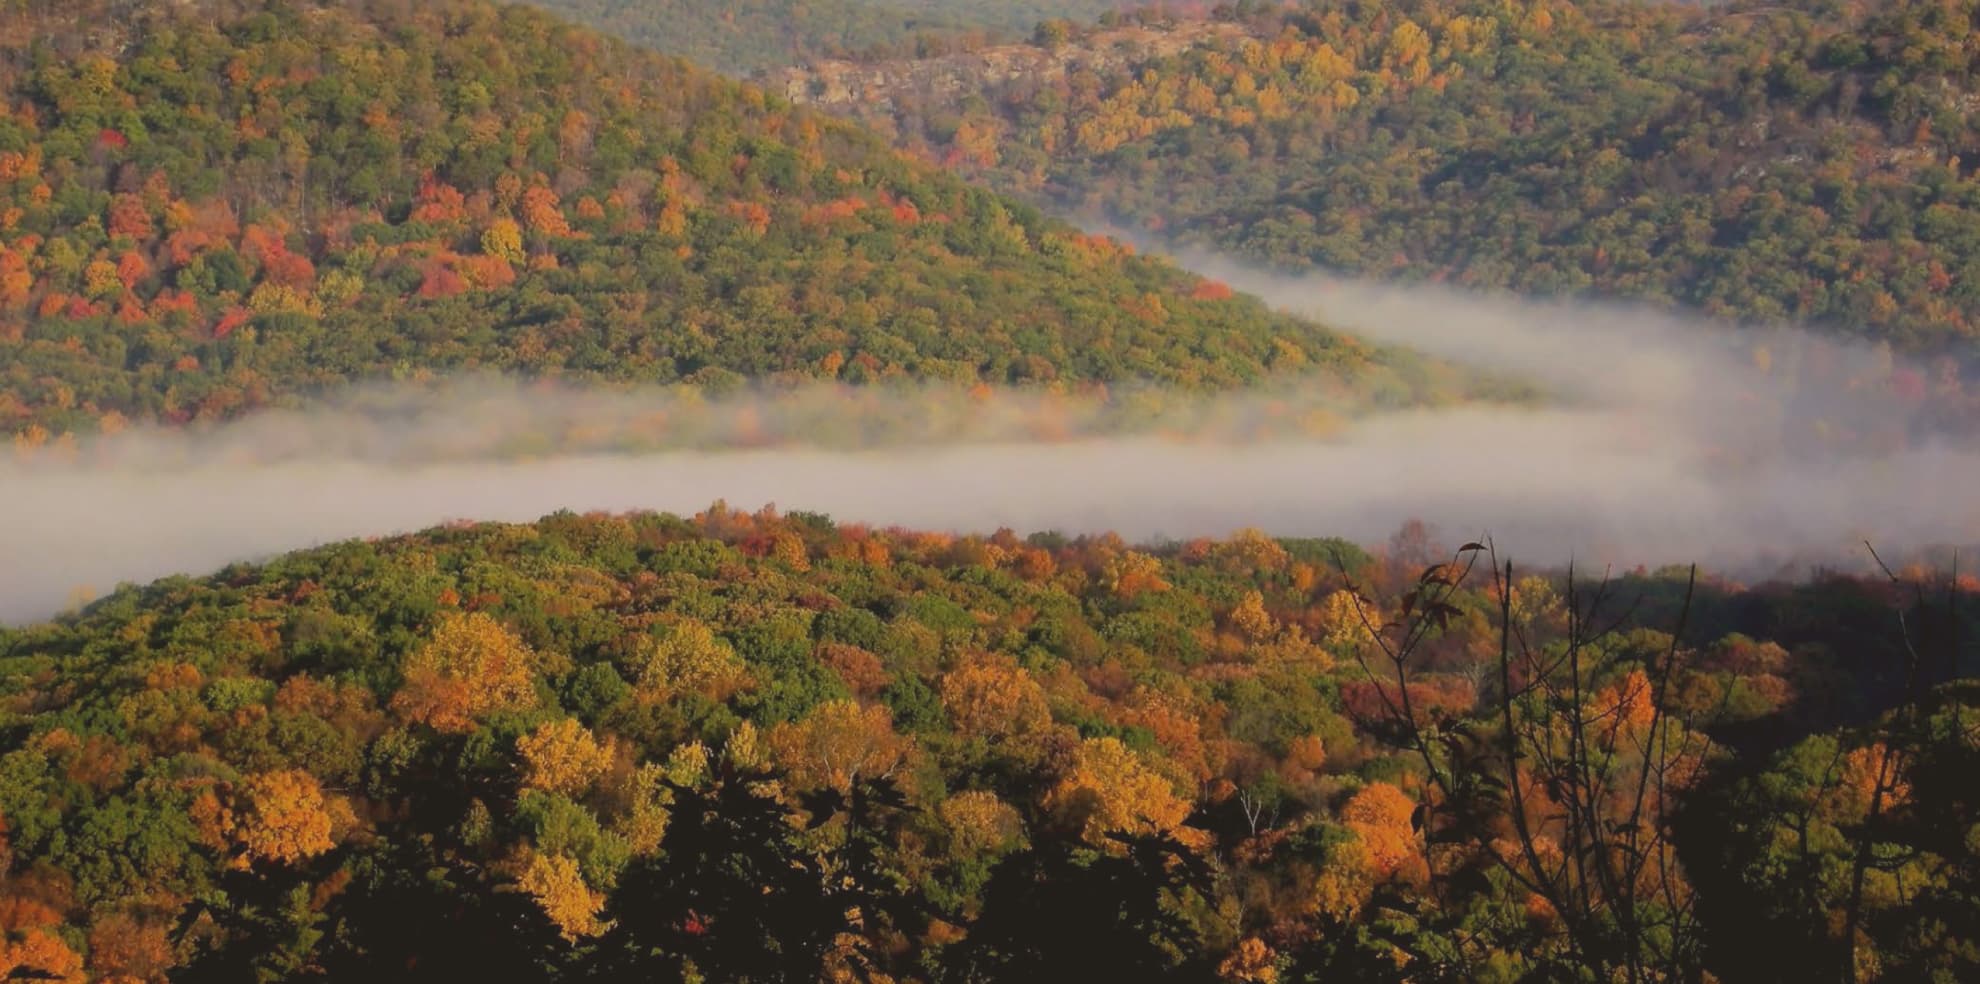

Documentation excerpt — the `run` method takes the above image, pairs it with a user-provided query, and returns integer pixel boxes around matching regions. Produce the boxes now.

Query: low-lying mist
[4,256,1976,624]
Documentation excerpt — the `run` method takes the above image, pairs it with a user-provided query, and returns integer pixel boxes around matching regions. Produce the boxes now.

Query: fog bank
[4,257,1977,624]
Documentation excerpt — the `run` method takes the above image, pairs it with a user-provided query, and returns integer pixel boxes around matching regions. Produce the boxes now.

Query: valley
[0,1,1974,981]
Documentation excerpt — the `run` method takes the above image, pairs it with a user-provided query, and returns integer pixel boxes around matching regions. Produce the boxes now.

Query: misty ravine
[4,251,1974,623]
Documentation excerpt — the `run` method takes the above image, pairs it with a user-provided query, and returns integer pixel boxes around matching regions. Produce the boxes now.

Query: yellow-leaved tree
[392,612,539,732]
[941,653,1054,754]
[1229,590,1277,642]
[480,216,525,264]
[1104,550,1169,600]
[613,762,673,858]
[1046,736,1193,848]
[1316,590,1382,657]
[766,699,909,793]
[516,718,610,795]
[631,619,748,704]
[938,789,1026,858]
[516,850,605,942]
[192,768,353,869]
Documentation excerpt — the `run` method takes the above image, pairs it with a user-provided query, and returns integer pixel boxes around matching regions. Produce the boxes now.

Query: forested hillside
[7,3,1977,978]
[520,0,1145,74]
[0,508,1971,980]
[0,0,1415,444]
[779,0,1980,352]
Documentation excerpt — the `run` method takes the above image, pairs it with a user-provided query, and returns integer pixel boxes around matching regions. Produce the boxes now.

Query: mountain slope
[0,0,1414,443]
[0,508,1969,979]
[777,0,1980,353]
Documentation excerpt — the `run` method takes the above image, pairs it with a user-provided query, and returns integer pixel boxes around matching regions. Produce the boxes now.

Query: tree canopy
[0,0,1401,443]
[0,507,1971,979]
[786,0,1980,355]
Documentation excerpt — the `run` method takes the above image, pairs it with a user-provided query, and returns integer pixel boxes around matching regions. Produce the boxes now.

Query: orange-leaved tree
[392,612,540,731]
[192,768,352,869]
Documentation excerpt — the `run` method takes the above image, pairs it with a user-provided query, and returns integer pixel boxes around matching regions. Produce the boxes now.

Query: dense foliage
[794,0,1980,353]
[6,1,1978,980]
[0,0,1402,443]
[0,508,1971,981]
[521,0,1146,74]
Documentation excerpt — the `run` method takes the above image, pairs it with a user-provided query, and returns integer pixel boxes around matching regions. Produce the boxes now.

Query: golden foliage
[1218,936,1279,983]
[82,259,122,300]
[655,199,688,240]
[193,769,350,869]
[392,612,539,732]
[614,763,673,858]
[1104,550,1169,599]
[1316,591,1381,655]
[770,530,810,571]
[939,789,1024,857]
[517,851,605,942]
[941,653,1052,747]
[1047,736,1192,847]
[1508,575,1564,631]
[0,928,84,984]
[1341,782,1418,878]
[238,769,346,865]
[1230,591,1277,643]
[663,741,711,788]
[1123,687,1212,784]
[481,216,525,263]
[1593,668,1657,733]
[767,700,909,793]
[516,718,610,795]
[1286,734,1327,772]
[632,619,747,704]
[1216,528,1289,572]
[1290,562,1319,595]
[246,282,319,317]
[725,719,766,771]
[1306,836,1377,921]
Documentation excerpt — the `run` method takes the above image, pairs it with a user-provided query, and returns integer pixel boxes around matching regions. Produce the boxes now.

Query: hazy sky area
[4,255,1976,624]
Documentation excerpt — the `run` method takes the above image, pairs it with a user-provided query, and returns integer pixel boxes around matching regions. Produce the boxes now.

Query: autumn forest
[1,0,1978,982]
